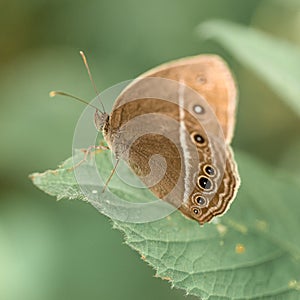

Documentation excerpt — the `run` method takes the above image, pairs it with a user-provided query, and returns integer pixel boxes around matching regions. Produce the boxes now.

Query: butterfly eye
[191,132,205,145]
[203,164,216,177]
[196,75,206,84]
[193,105,204,114]
[192,207,200,215]
[192,193,207,207]
[196,196,206,205]
[198,176,213,191]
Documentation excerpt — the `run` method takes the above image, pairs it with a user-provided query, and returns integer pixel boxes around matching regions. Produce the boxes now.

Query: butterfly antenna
[79,51,106,113]
[49,91,100,111]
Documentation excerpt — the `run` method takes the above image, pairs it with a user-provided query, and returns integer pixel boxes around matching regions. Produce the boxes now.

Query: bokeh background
[1,0,299,299]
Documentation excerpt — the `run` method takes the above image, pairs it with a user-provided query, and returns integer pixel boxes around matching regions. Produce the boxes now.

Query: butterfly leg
[101,158,121,193]
[68,142,110,172]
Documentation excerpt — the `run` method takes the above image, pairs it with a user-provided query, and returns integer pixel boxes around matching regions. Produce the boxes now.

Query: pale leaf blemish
[235,243,246,254]
[289,280,300,290]
[226,219,248,234]
[255,219,268,232]
[161,276,172,281]
[212,217,220,225]
[216,223,228,237]
[50,170,59,175]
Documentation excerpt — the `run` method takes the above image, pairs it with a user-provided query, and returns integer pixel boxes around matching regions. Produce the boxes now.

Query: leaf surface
[31,150,300,299]
[197,20,300,117]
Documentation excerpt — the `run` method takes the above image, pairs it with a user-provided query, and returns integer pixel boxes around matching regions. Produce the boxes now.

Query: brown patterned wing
[140,55,238,144]
[105,55,240,224]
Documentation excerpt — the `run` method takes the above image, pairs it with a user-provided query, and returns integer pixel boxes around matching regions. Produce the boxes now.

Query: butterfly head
[94,110,109,132]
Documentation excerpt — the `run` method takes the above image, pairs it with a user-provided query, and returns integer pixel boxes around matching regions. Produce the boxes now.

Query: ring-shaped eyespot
[197,175,213,191]
[193,104,205,115]
[192,193,207,207]
[191,132,207,147]
[191,206,201,216]
[203,164,217,178]
[196,75,207,84]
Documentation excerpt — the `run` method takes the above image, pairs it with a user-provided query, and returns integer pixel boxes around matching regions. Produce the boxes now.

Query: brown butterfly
[52,53,240,225]
[95,55,240,224]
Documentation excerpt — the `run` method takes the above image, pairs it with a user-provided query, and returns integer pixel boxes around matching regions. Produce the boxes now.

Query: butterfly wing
[105,55,240,224]
[139,55,238,144]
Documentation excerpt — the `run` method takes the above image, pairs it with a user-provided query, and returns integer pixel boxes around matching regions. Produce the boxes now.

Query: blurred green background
[1,0,299,299]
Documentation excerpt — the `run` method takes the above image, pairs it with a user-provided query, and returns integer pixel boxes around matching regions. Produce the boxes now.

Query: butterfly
[94,55,240,224]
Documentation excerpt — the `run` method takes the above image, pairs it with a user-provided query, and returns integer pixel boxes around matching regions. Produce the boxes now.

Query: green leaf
[278,140,300,184]
[272,0,300,8]
[31,149,300,299]
[197,20,300,117]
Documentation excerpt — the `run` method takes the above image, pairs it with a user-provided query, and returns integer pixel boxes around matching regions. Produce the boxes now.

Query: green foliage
[31,150,300,299]
[2,0,298,298]
[198,20,300,117]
